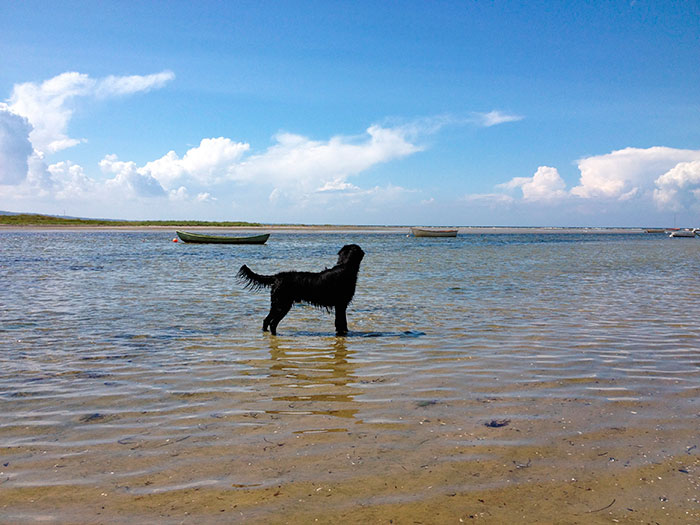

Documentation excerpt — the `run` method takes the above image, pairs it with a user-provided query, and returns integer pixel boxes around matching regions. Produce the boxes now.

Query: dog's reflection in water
[265,336,360,422]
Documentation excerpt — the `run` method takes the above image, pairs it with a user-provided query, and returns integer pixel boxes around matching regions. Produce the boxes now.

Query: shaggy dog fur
[237,244,365,336]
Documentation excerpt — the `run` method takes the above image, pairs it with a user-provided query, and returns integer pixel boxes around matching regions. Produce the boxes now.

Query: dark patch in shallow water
[285,330,425,338]
[79,413,106,423]
[69,264,104,271]
[485,419,511,428]
[359,330,426,338]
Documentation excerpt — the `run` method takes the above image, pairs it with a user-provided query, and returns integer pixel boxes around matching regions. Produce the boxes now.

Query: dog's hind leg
[334,304,348,336]
[266,298,293,336]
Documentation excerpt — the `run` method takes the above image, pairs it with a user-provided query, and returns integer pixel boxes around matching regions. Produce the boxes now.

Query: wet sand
[2,385,698,524]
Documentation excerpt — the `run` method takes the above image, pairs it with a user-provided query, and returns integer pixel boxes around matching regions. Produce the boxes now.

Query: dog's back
[278,264,360,309]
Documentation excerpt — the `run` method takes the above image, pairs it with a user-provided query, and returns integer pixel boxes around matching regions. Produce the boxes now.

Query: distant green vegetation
[0,214,262,227]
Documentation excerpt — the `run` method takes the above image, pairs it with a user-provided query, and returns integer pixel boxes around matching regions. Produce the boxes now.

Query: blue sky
[1,1,700,226]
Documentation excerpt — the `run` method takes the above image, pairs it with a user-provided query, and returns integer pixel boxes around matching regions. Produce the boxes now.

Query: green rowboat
[410,227,458,238]
[176,231,270,244]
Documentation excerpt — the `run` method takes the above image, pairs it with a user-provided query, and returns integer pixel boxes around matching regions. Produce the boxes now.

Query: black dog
[237,244,365,336]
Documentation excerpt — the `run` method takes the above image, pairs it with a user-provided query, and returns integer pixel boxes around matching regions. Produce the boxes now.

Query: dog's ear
[337,246,348,264]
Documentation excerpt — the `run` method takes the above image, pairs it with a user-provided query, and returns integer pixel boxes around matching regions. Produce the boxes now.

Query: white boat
[411,227,458,238]
[669,228,698,238]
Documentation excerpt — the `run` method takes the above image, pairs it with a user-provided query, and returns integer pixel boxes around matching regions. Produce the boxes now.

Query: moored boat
[668,229,698,238]
[176,231,270,244]
[410,227,458,238]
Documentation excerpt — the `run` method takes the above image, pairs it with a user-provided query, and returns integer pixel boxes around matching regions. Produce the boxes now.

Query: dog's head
[337,244,365,266]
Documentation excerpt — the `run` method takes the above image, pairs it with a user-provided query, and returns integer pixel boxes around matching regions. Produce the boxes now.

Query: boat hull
[411,227,458,238]
[176,231,270,244]
[668,230,697,238]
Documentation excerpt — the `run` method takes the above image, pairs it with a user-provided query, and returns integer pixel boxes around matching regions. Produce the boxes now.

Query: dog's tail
[236,265,275,291]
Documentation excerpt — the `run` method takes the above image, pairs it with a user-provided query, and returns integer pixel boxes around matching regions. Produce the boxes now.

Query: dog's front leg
[335,305,348,336]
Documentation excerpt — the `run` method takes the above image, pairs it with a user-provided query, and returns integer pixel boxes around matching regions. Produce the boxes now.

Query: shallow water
[1,231,699,523]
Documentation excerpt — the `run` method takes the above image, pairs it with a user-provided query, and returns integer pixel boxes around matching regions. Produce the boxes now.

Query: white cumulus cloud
[5,71,523,222]
[571,146,700,200]
[498,166,568,202]
[2,71,438,221]
[6,70,174,154]
[99,124,420,207]
[479,146,700,215]
[196,192,216,202]
[144,137,250,188]
[47,161,96,200]
[653,160,700,211]
[132,123,422,200]
[100,154,166,198]
[0,105,34,184]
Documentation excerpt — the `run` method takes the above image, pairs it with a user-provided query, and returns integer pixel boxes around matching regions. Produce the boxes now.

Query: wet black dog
[237,244,365,336]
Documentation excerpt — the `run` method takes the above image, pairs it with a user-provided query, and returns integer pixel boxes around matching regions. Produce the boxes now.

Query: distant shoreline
[0,224,647,234]
[0,213,662,234]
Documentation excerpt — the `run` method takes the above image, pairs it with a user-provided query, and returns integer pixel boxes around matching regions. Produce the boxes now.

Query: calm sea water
[1,231,699,522]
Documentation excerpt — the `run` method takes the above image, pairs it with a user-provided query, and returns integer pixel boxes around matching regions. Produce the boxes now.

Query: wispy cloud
[380,110,524,136]
[463,192,515,205]
[94,71,174,98]
[473,110,524,127]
